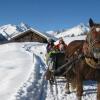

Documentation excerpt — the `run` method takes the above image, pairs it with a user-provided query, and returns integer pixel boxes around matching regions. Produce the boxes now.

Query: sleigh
[45,52,67,83]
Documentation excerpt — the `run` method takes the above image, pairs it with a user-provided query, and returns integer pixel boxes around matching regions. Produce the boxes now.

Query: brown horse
[64,39,85,93]
[65,18,100,100]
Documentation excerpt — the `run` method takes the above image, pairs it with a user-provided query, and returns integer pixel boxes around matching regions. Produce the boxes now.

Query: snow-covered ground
[0,36,97,100]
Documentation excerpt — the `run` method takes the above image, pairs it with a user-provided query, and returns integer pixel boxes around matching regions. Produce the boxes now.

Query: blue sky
[0,0,100,32]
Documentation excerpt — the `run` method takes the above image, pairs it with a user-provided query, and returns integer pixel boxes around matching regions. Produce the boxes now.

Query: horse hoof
[65,90,70,94]
[77,96,81,100]
[49,80,54,85]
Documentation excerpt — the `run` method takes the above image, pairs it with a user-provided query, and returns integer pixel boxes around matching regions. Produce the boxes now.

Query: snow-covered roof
[10,28,57,41]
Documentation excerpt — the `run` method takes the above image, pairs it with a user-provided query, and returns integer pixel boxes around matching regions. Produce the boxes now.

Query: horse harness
[83,28,100,69]
[54,53,84,75]
[85,57,100,69]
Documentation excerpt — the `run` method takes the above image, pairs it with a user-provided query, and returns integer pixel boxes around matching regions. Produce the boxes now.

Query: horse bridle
[88,27,100,52]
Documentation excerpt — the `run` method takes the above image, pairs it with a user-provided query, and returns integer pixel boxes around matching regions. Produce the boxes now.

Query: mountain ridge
[0,22,30,40]
[0,23,89,40]
[46,23,89,38]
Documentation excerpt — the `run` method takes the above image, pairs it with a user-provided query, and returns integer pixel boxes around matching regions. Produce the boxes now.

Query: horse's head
[87,18,100,60]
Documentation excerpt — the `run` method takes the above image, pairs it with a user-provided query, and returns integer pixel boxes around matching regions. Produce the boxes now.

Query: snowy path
[0,43,33,100]
[12,43,48,100]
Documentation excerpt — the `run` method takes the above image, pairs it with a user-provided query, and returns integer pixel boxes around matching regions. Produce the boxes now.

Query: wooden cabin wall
[11,31,47,43]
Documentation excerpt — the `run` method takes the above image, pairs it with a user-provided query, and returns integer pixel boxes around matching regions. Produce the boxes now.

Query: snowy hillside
[55,24,89,38]
[46,31,57,36]
[0,22,30,40]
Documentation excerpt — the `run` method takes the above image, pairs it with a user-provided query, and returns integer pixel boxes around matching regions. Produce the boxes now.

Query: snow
[0,43,34,100]
[0,23,30,39]
[46,31,57,36]
[64,35,86,44]
[55,24,89,38]
[0,34,97,100]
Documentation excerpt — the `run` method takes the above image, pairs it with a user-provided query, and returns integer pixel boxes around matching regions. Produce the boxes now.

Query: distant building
[10,28,57,43]
[0,28,57,44]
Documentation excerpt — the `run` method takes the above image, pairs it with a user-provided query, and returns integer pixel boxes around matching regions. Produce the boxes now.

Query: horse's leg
[65,80,70,94]
[76,79,83,100]
[97,80,100,100]
[49,71,54,85]
[76,70,83,100]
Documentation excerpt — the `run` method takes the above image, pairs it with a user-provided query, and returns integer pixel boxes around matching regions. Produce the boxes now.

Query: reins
[54,53,84,76]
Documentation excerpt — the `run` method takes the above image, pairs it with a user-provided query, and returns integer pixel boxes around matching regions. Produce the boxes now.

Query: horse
[64,18,100,100]
[63,40,85,93]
